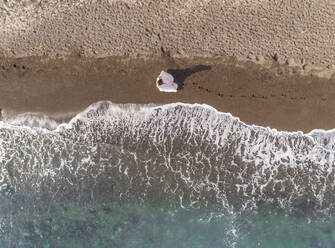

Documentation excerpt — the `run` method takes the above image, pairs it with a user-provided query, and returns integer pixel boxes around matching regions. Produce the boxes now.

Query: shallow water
[4,201,335,248]
[1,101,335,247]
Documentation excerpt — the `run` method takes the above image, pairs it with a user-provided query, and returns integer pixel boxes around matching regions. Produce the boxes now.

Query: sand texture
[1,55,335,132]
[1,0,335,68]
[1,0,335,132]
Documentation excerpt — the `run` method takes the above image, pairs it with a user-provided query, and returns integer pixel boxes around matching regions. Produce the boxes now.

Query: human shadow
[167,65,211,90]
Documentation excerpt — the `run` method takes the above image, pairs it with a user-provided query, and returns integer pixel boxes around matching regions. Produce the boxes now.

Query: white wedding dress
[156,71,178,92]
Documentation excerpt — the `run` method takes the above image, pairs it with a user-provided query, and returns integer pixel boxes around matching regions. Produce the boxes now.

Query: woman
[156,71,178,92]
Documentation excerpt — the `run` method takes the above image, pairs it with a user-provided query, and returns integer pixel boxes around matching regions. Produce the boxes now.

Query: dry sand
[1,0,335,132]
[1,55,335,132]
[1,0,335,68]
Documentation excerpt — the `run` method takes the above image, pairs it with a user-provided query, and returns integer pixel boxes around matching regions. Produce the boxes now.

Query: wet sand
[2,1,335,132]
[1,55,335,132]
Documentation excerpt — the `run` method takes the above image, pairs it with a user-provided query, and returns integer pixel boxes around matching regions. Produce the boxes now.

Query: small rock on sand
[303,64,313,72]
[286,58,296,67]
[301,58,305,65]
[273,53,285,64]
[256,55,264,64]
[247,54,256,61]
[273,53,279,62]
[312,70,334,80]
[327,64,335,71]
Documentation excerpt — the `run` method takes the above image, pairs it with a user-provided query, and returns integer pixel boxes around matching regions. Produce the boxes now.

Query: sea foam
[0,101,335,214]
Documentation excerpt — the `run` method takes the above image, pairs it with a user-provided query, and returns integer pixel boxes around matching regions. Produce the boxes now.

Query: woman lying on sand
[156,71,178,92]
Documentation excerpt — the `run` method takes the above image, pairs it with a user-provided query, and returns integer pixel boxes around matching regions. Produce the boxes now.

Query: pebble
[312,70,334,80]
[303,63,312,72]
[273,53,279,62]
[177,49,185,55]
[256,55,264,64]
[247,53,256,60]
[301,58,305,65]
[327,64,335,71]
[286,58,295,66]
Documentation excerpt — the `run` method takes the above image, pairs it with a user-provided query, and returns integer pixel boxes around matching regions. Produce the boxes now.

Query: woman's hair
[157,79,163,85]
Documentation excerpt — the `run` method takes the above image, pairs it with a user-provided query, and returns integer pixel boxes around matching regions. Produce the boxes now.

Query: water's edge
[1,101,335,247]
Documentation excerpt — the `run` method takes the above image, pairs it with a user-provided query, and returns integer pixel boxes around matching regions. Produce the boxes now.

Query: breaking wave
[1,101,335,215]
[5,112,59,130]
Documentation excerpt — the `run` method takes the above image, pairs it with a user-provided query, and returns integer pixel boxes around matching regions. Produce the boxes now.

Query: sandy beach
[2,0,335,67]
[2,2,335,246]
[1,0,335,132]
[0,55,334,132]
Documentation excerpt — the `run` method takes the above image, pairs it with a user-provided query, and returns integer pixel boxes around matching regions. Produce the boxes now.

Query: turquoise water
[3,201,334,248]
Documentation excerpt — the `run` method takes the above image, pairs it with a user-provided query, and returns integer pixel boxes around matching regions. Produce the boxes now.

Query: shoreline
[1,55,335,132]
[1,1,335,132]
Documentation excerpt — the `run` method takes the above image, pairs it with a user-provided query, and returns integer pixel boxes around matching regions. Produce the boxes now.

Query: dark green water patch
[2,201,231,248]
[237,210,335,248]
[1,201,335,248]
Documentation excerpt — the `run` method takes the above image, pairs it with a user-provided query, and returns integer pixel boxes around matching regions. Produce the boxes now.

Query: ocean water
[1,101,335,247]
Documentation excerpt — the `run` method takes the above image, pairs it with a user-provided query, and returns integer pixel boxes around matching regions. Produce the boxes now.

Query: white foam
[5,112,59,130]
[1,101,335,215]
[307,128,335,151]
[53,101,335,212]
